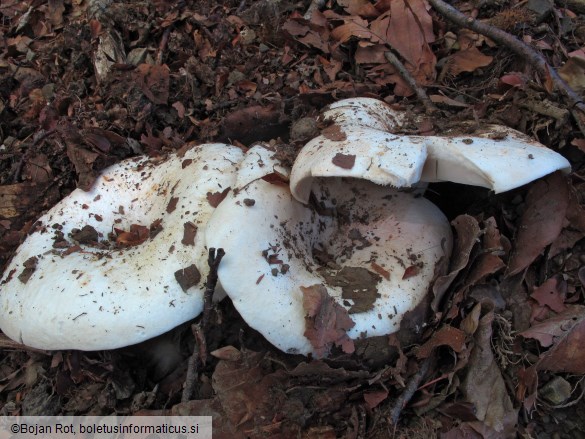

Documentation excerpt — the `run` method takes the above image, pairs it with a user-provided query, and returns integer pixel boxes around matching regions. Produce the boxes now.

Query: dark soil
[2,0,585,437]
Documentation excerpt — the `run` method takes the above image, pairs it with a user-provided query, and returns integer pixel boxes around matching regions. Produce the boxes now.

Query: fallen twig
[181,248,225,402]
[202,248,225,331]
[181,324,200,403]
[427,0,585,136]
[389,356,432,425]
[0,333,49,354]
[384,51,438,115]
[156,26,172,65]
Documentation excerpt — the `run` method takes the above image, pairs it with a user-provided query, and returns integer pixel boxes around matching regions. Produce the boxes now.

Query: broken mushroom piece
[0,143,243,350]
[420,125,571,193]
[206,144,452,356]
[320,97,405,131]
[292,98,571,202]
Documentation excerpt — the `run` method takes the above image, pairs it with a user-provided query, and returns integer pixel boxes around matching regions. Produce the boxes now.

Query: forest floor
[2,0,585,437]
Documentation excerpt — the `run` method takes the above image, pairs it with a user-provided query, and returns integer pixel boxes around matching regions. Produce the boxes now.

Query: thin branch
[181,248,225,402]
[389,356,432,425]
[384,51,438,115]
[181,324,200,403]
[201,247,225,331]
[156,26,172,65]
[427,0,585,136]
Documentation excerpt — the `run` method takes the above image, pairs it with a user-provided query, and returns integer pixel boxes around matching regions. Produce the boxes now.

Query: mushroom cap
[0,143,243,350]
[206,145,452,355]
[290,128,428,203]
[291,98,571,201]
[321,97,405,131]
[421,125,571,193]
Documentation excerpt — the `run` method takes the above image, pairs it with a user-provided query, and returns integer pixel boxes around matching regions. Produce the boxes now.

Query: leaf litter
[1,0,585,437]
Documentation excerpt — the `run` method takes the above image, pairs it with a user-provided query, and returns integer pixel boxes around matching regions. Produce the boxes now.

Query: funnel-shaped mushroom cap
[207,145,452,356]
[321,97,405,131]
[291,98,571,202]
[290,128,427,203]
[421,126,571,193]
[0,143,243,350]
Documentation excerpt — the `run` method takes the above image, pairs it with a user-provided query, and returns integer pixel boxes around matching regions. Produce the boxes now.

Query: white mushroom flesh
[321,97,405,131]
[420,126,571,193]
[0,143,243,350]
[290,128,428,203]
[293,98,571,198]
[206,146,452,355]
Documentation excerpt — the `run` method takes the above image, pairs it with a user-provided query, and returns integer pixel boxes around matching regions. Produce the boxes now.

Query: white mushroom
[0,143,243,350]
[291,99,571,201]
[320,97,405,131]
[420,125,571,193]
[209,98,571,357]
[206,144,452,355]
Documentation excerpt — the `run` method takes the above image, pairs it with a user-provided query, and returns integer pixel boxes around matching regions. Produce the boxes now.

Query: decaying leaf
[212,349,291,434]
[206,188,231,208]
[181,222,197,246]
[442,46,493,76]
[301,284,356,357]
[432,215,481,311]
[322,124,348,141]
[558,56,585,93]
[319,267,381,314]
[508,172,569,276]
[530,275,567,320]
[133,63,170,105]
[519,305,585,373]
[115,224,150,246]
[331,152,355,169]
[417,325,467,359]
[460,304,517,434]
[363,389,388,409]
[174,264,201,292]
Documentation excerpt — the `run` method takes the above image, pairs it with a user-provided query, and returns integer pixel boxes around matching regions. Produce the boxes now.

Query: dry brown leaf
[318,56,343,81]
[558,56,585,93]
[115,224,150,246]
[355,44,387,64]
[330,15,375,43]
[416,325,467,359]
[337,0,379,17]
[432,215,481,311]
[301,284,356,358]
[206,188,230,208]
[133,64,170,105]
[331,152,355,169]
[460,304,517,434]
[507,172,569,276]
[363,389,389,409]
[530,275,567,319]
[429,94,470,107]
[520,305,585,373]
[369,0,436,84]
[444,46,493,76]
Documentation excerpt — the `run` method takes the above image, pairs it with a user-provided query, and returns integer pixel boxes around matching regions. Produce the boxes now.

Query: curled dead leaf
[301,284,355,358]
